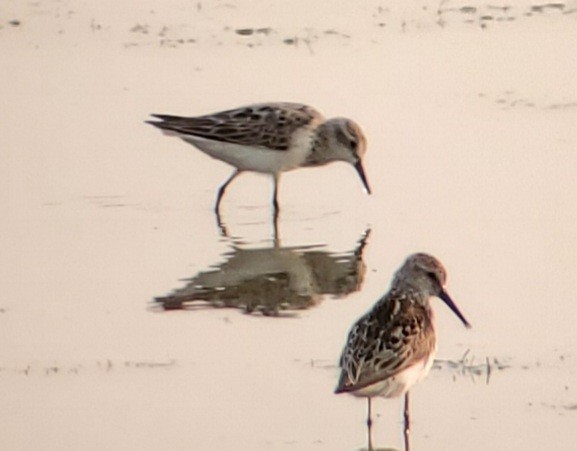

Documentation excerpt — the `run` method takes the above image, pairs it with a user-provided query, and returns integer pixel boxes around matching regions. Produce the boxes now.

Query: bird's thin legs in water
[404,392,411,451]
[272,173,280,238]
[272,173,280,215]
[366,397,374,451]
[214,170,241,236]
[215,170,241,214]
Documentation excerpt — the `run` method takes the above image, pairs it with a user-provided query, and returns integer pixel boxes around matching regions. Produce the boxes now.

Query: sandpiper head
[316,118,371,194]
[395,253,471,328]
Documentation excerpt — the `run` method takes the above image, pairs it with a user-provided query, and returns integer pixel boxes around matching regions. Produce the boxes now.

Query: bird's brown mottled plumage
[335,253,470,398]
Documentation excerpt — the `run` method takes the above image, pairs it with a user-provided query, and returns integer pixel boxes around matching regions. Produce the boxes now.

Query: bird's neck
[389,285,431,308]
[304,126,329,167]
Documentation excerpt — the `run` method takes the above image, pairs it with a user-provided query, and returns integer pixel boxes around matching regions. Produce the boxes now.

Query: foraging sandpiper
[147,103,371,216]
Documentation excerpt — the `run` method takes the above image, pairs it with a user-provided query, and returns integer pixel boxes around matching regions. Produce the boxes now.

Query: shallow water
[2,1,577,450]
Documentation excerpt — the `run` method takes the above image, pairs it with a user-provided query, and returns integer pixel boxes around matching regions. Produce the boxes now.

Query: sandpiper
[146,103,371,216]
[335,253,470,447]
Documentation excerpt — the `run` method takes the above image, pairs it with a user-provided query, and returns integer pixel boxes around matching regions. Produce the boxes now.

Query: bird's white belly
[180,128,313,174]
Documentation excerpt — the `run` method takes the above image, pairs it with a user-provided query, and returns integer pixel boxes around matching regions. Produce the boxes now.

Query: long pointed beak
[439,290,471,328]
[354,160,372,195]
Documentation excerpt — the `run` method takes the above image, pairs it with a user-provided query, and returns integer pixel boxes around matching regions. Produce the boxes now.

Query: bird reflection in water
[153,229,370,316]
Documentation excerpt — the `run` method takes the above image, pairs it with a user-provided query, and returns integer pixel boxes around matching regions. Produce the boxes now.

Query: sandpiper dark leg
[272,173,280,231]
[272,173,280,213]
[367,397,373,451]
[215,170,241,214]
[404,392,410,451]
[215,212,229,238]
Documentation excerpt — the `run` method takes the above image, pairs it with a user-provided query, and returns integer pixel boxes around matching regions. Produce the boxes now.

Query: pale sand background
[2,0,577,450]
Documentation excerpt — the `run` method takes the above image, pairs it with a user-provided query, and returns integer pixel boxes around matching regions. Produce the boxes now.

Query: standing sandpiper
[335,253,471,449]
[146,103,371,218]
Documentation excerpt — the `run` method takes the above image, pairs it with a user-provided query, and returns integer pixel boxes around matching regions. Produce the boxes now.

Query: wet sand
[2,1,577,449]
